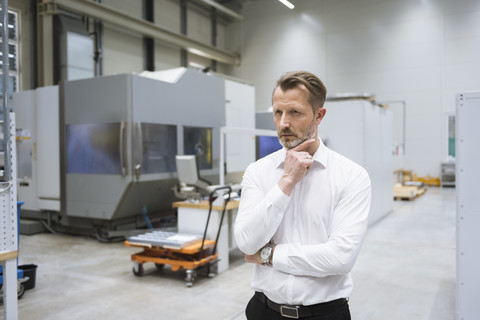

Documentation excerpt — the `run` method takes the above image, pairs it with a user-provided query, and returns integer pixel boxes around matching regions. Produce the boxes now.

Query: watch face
[261,247,271,260]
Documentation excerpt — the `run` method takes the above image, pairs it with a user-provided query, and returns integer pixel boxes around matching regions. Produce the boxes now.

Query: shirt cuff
[272,243,289,271]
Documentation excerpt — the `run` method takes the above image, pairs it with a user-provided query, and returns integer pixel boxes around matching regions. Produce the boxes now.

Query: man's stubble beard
[278,119,317,150]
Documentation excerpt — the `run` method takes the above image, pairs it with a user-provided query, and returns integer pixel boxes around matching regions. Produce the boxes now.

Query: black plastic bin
[18,264,37,290]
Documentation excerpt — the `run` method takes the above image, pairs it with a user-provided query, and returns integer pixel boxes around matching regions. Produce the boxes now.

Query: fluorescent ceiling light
[187,48,206,57]
[200,0,244,20]
[189,62,206,69]
[278,0,294,9]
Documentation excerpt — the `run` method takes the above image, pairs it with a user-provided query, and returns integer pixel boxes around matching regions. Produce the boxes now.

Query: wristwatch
[260,244,273,266]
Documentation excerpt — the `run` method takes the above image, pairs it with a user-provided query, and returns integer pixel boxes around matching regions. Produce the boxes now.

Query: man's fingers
[291,138,316,152]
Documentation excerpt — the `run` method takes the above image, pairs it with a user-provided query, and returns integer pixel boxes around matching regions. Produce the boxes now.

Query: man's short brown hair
[273,71,327,112]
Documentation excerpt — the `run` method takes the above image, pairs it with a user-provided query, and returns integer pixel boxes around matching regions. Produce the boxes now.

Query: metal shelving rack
[1,0,19,318]
[0,114,17,319]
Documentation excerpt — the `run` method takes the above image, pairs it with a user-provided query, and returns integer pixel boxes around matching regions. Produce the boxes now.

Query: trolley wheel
[17,283,25,299]
[185,269,196,287]
[154,263,165,270]
[132,262,144,277]
[207,261,218,277]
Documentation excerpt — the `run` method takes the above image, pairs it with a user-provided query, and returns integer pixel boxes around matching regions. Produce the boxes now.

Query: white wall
[154,0,182,70]
[226,0,480,177]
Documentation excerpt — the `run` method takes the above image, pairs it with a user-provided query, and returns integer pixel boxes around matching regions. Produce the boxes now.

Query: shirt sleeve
[234,163,291,255]
[273,168,371,277]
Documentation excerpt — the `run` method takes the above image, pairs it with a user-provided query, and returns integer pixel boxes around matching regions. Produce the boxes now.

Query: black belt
[254,291,347,319]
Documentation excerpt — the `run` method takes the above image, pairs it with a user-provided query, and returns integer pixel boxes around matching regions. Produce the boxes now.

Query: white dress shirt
[234,138,371,306]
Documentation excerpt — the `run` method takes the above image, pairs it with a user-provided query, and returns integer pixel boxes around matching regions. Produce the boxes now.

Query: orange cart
[125,186,232,287]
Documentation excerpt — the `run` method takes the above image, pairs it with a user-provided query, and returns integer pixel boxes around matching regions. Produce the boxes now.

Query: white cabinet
[318,99,393,226]
[224,79,256,175]
[456,91,480,319]
[13,86,60,212]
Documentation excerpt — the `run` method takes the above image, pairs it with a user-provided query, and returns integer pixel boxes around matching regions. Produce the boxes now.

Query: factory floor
[3,187,455,320]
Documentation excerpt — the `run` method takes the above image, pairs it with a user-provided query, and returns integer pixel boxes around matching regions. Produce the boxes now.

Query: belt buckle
[280,305,299,319]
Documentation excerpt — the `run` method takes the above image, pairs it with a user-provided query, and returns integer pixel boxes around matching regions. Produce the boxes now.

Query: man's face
[272,85,325,149]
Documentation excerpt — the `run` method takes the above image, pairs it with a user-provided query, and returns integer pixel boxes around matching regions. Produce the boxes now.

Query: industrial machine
[13,68,255,238]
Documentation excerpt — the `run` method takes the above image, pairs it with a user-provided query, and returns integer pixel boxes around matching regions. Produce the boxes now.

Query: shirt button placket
[290,185,300,303]
[293,184,300,243]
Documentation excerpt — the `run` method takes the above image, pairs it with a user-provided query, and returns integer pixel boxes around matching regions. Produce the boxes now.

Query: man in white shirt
[234,71,371,319]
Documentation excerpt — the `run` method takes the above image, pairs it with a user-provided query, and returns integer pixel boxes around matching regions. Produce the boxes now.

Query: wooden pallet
[417,176,441,186]
[393,184,427,201]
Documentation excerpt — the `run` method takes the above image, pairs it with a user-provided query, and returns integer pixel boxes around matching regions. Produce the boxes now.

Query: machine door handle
[134,122,143,180]
[119,121,127,176]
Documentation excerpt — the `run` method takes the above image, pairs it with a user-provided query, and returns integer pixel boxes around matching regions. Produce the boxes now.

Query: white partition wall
[456,91,480,319]
[318,100,393,225]
[13,86,60,213]
[224,79,255,173]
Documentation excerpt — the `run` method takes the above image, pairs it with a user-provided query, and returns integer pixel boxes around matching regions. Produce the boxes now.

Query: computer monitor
[256,135,282,159]
[175,155,199,185]
[175,155,211,194]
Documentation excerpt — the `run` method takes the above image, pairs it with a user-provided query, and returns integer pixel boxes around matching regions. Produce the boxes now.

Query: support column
[142,0,154,71]
[210,7,217,71]
[37,1,55,87]
[93,0,103,76]
[180,0,187,67]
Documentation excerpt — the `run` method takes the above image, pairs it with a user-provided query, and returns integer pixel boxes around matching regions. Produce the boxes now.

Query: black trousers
[245,294,351,320]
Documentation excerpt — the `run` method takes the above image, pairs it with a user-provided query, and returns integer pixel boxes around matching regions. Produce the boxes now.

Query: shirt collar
[274,138,328,169]
[314,138,328,168]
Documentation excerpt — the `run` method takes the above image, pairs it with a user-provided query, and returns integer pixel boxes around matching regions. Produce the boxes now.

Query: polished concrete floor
[2,187,456,320]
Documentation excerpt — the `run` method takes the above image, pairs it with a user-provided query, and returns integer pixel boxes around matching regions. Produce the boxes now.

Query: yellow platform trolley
[125,186,232,287]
